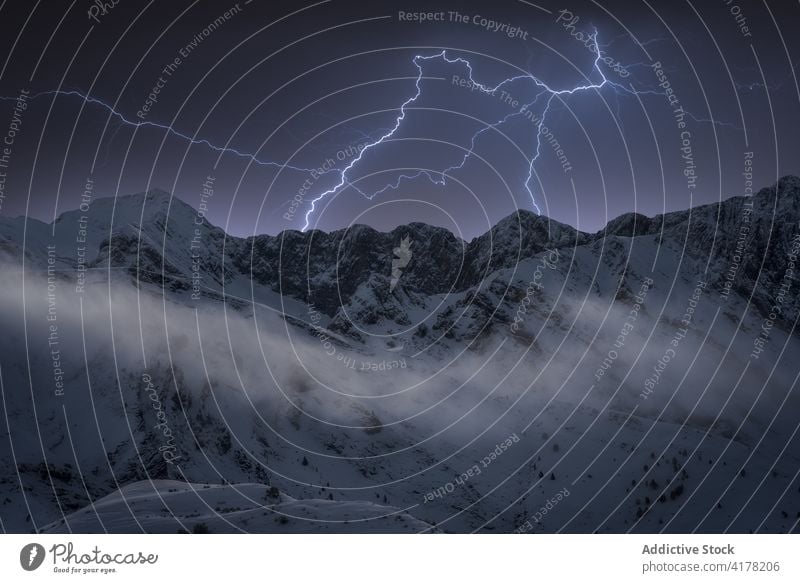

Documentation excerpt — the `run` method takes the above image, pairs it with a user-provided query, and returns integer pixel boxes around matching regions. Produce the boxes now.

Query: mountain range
[1,176,799,533]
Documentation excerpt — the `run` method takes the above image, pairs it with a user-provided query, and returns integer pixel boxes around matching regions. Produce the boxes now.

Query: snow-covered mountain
[1,177,799,533]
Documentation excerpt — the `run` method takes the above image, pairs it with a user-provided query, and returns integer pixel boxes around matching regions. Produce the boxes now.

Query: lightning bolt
[0,89,338,177]
[299,29,739,231]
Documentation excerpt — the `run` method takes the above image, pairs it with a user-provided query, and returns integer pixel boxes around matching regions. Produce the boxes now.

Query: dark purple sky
[0,0,797,239]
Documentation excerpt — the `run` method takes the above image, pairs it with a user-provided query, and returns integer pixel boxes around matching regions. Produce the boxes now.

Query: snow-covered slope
[1,177,799,533]
[39,481,434,534]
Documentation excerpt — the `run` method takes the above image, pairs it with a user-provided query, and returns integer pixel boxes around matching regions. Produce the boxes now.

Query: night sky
[0,0,797,239]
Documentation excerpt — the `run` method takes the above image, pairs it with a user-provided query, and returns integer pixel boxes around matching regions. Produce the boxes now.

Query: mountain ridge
[6,174,798,244]
[2,175,799,321]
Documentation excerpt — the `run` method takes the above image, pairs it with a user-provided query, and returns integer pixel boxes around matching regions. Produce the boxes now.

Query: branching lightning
[0,89,337,177]
[299,30,737,231]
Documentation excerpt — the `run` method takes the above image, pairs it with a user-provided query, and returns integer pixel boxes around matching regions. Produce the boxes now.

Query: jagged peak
[597,212,658,238]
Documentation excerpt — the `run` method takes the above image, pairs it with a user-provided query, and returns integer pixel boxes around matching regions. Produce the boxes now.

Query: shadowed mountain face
[1,188,581,313]
[5,176,799,325]
[0,177,799,534]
